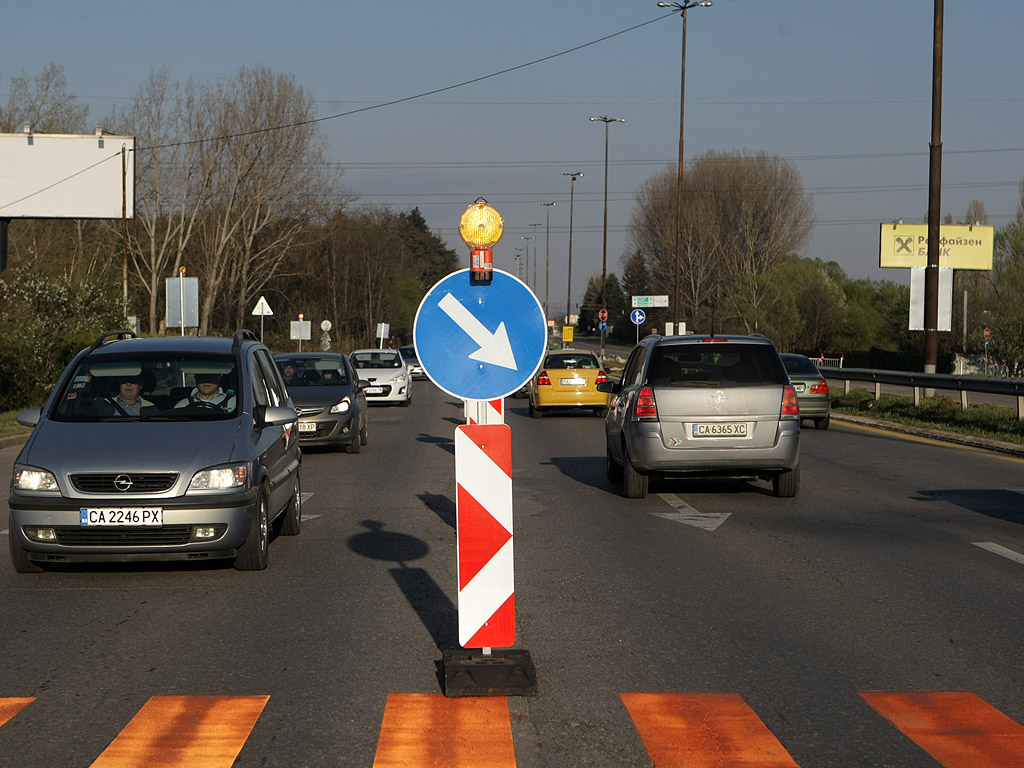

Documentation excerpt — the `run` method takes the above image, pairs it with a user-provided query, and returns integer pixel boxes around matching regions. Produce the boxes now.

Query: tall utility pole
[658,0,712,331]
[540,202,556,323]
[561,172,583,326]
[924,0,944,374]
[528,223,542,291]
[590,115,626,364]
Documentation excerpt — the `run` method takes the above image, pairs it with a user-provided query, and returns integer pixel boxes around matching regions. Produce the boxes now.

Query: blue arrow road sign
[631,309,646,325]
[414,269,547,401]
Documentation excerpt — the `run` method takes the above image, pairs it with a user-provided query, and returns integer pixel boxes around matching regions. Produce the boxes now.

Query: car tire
[280,474,301,536]
[529,402,543,418]
[623,450,649,499]
[8,517,44,573]
[772,463,800,498]
[235,485,270,570]
[345,434,361,454]
[606,443,623,483]
[814,413,830,430]
[360,419,368,446]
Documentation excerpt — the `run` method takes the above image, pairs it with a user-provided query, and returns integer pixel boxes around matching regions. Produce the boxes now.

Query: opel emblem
[113,474,134,492]
[712,390,727,404]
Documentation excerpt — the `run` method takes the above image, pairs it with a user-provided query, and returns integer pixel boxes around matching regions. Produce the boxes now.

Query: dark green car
[780,353,831,429]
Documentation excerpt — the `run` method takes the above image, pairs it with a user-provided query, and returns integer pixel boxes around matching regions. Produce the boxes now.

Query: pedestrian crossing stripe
[3,691,1024,766]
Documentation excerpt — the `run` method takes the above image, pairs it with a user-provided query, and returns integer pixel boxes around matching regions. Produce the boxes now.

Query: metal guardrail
[826,368,1024,420]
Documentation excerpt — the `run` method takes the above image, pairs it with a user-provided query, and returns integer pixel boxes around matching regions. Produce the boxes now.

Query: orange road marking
[621,693,801,768]
[89,695,268,768]
[861,691,1024,768]
[372,693,516,768]
[0,698,34,727]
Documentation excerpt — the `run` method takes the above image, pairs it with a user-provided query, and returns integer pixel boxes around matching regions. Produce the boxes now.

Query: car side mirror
[263,405,299,427]
[596,381,620,394]
[17,408,41,428]
[356,379,371,391]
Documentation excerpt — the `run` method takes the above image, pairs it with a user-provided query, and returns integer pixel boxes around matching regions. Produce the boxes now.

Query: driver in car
[174,373,236,411]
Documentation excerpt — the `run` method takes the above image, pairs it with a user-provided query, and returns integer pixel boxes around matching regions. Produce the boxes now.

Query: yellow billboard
[879,223,993,270]
[562,325,574,343]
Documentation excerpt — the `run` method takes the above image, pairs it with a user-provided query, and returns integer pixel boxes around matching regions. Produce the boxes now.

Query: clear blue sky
[6,0,1024,318]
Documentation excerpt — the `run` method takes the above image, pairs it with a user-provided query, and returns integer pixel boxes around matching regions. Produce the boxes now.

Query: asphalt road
[2,383,1024,766]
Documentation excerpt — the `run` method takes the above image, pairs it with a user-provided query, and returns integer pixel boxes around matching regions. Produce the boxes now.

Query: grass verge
[832,390,1024,446]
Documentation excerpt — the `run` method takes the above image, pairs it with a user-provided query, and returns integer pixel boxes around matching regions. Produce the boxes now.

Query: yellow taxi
[528,349,611,418]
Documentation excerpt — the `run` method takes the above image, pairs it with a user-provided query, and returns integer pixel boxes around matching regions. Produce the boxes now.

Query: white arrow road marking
[973,541,1024,566]
[438,292,518,370]
[654,493,731,531]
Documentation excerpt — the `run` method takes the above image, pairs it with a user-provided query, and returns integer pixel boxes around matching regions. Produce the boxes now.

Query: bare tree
[0,63,89,133]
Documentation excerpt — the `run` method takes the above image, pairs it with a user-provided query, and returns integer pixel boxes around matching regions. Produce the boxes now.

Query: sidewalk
[831,411,1024,459]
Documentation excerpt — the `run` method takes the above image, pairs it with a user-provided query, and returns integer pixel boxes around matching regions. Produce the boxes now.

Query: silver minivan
[8,330,301,572]
[599,335,801,498]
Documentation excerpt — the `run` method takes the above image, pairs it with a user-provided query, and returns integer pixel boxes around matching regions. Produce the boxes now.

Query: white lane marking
[973,541,1024,566]
[300,492,320,522]
[654,493,731,531]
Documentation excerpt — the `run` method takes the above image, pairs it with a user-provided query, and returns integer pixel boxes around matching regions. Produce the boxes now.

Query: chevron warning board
[455,424,514,648]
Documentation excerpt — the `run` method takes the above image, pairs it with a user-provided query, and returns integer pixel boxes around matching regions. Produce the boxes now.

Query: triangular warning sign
[251,296,273,316]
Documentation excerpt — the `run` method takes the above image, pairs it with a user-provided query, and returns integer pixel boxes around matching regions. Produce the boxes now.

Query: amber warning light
[458,198,504,285]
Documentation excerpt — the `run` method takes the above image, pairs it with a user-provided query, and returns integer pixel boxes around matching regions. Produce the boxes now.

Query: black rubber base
[442,649,538,697]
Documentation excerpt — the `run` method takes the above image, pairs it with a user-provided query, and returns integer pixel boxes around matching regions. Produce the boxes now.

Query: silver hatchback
[599,335,801,498]
[8,330,301,572]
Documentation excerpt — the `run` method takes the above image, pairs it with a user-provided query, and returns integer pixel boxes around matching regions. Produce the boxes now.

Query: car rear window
[648,343,788,388]
[782,355,820,375]
[543,353,599,369]
[276,358,350,386]
[352,352,402,369]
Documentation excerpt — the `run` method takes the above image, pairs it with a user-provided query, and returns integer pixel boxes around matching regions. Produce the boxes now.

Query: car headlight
[188,464,247,491]
[394,374,407,384]
[12,465,59,492]
[330,397,351,415]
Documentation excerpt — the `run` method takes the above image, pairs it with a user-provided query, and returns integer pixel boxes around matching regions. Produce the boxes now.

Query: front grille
[54,525,193,546]
[70,473,178,494]
[297,406,325,416]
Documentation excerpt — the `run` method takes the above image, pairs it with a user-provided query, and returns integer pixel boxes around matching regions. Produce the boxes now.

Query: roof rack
[232,329,258,352]
[89,329,137,351]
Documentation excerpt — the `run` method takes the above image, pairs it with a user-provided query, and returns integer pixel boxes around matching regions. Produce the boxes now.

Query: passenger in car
[174,373,236,411]
[99,373,159,417]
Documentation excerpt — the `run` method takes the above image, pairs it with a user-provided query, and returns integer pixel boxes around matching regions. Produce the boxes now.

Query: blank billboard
[0,131,135,219]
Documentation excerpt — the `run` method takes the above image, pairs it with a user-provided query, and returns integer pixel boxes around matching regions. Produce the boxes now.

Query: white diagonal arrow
[438,292,518,370]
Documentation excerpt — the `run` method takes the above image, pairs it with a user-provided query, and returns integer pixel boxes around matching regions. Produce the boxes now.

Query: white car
[350,349,412,406]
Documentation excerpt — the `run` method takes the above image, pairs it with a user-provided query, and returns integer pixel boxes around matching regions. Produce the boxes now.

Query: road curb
[831,411,1024,459]
[0,434,29,450]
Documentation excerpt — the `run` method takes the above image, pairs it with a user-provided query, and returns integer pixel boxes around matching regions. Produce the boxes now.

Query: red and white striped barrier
[454,424,514,648]
[465,399,503,425]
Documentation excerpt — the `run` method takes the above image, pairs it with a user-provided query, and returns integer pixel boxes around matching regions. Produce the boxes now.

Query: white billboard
[0,131,135,219]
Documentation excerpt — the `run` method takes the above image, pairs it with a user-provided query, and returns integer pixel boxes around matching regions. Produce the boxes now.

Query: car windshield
[276,358,350,386]
[352,352,402,369]
[782,355,821,375]
[544,353,599,369]
[399,346,418,361]
[52,352,239,422]
[648,344,788,388]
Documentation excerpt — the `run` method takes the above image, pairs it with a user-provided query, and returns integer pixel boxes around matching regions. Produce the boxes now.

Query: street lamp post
[540,203,556,323]
[561,172,584,328]
[658,0,712,332]
[590,115,626,364]
[528,223,542,291]
[520,235,536,290]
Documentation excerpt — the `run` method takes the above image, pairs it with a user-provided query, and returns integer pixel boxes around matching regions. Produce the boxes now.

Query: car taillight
[537,371,551,386]
[596,370,609,385]
[782,384,800,416]
[810,379,829,395]
[635,386,657,419]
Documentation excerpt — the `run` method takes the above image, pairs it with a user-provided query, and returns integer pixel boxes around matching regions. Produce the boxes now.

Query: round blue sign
[631,309,646,325]
[414,269,547,401]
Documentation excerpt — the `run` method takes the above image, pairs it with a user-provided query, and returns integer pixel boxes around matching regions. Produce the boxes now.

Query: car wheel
[529,401,543,418]
[8,517,44,573]
[360,419,368,446]
[280,474,301,536]
[772,463,800,498]
[235,485,270,570]
[623,449,649,499]
[345,433,361,454]
[814,413,830,430]
[594,407,608,418]
[606,442,623,483]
